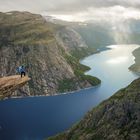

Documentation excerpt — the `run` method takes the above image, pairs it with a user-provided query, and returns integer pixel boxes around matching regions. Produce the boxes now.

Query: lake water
[0,45,139,140]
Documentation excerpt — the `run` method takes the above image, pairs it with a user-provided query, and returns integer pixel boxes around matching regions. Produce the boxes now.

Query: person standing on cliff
[17,65,26,78]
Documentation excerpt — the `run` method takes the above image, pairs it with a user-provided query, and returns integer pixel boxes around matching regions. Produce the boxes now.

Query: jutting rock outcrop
[0,75,30,99]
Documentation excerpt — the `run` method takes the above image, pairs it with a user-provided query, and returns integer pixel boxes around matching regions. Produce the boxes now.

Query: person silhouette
[17,65,26,78]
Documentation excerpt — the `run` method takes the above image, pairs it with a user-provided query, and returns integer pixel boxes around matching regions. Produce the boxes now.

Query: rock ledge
[0,75,30,99]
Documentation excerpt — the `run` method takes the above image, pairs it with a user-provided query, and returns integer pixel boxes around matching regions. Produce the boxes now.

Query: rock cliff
[0,11,100,96]
[48,78,140,140]
[129,47,140,73]
[0,75,30,99]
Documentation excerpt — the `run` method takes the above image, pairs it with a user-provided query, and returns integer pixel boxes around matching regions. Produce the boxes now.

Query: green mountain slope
[48,78,140,140]
[0,11,100,97]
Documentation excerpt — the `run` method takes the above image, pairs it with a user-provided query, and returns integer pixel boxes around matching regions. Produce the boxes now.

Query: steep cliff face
[48,78,140,140]
[55,26,88,50]
[55,26,96,59]
[0,75,30,99]
[129,47,140,73]
[0,11,100,96]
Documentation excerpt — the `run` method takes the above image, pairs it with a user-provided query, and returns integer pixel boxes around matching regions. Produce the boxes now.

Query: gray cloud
[0,0,140,14]
[1,0,140,22]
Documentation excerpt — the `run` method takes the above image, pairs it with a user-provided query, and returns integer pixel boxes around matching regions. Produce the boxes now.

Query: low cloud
[0,0,140,13]
[50,6,140,22]
[1,0,140,22]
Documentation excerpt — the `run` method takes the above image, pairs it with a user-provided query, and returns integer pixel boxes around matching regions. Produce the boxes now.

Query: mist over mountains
[44,15,140,50]
[75,20,140,48]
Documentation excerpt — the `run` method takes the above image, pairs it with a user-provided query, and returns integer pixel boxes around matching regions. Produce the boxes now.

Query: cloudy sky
[1,0,140,21]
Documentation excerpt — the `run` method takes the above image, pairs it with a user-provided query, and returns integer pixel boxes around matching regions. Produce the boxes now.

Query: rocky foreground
[48,78,140,140]
[0,75,30,99]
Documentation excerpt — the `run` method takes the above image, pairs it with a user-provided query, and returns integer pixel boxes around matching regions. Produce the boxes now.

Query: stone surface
[0,75,30,99]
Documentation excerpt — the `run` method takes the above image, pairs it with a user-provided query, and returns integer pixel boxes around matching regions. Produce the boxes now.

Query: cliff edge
[129,47,140,73]
[0,11,100,96]
[0,75,30,99]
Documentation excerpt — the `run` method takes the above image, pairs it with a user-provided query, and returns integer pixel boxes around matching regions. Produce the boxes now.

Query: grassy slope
[48,78,140,140]
[58,53,101,93]
[0,11,59,47]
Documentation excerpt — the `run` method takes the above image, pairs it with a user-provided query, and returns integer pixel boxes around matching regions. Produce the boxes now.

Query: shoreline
[129,46,140,73]
[1,45,125,101]
[2,44,139,101]
[1,48,103,101]
[3,84,101,101]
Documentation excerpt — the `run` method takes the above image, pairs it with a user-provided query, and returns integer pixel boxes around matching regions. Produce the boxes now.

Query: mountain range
[0,11,100,97]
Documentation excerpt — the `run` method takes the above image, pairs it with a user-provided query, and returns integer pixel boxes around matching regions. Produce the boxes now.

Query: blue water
[0,45,139,140]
